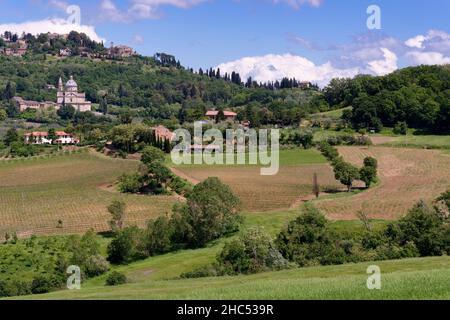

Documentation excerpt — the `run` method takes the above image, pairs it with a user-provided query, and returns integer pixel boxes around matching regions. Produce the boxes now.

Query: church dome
[65,75,78,88]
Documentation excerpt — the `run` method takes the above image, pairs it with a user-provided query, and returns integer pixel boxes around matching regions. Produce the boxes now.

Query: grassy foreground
[17,256,450,300]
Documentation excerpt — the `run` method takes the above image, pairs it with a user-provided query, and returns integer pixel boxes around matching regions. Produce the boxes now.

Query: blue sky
[0,0,449,85]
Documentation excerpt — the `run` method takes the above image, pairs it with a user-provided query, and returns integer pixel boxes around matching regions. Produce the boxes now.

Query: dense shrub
[9,141,37,157]
[0,279,32,297]
[31,275,62,294]
[144,216,174,256]
[171,177,242,248]
[107,226,145,264]
[289,129,314,149]
[180,265,219,279]
[167,175,193,196]
[84,254,110,277]
[118,172,143,193]
[105,271,127,286]
[394,201,448,256]
[275,204,349,266]
[217,228,289,274]
[393,121,408,135]
[274,192,450,269]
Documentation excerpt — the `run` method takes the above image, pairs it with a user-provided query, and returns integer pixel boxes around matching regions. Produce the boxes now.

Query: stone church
[57,75,92,112]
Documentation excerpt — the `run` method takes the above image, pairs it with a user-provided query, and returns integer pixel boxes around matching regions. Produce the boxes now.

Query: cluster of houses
[58,42,135,59]
[0,36,28,57]
[108,43,136,58]
[1,32,136,59]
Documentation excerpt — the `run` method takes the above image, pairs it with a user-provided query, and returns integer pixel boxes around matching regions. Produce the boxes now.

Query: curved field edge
[14,256,450,300]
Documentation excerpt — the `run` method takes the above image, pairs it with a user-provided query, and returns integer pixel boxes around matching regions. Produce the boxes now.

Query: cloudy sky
[0,0,449,86]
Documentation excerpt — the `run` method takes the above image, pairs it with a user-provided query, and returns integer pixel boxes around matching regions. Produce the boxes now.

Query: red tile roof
[25,131,72,137]
[205,110,237,116]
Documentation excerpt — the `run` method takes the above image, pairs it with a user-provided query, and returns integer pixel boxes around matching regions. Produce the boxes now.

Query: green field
[379,134,450,149]
[169,149,327,167]
[16,255,450,300]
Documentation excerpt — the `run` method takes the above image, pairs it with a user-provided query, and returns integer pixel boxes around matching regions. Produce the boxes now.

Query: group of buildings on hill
[14,75,92,113]
[0,37,28,57]
[1,31,136,59]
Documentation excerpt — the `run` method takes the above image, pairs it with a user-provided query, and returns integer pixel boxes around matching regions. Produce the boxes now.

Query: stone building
[57,76,92,112]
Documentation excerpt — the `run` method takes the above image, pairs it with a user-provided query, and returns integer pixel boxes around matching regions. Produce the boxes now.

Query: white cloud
[133,34,145,45]
[367,48,398,76]
[216,53,359,87]
[406,51,450,66]
[48,0,69,11]
[0,18,105,42]
[405,30,450,53]
[405,35,426,49]
[271,0,323,9]
[99,0,207,22]
[404,30,450,66]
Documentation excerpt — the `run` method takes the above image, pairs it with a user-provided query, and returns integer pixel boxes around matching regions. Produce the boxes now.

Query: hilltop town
[0,31,135,59]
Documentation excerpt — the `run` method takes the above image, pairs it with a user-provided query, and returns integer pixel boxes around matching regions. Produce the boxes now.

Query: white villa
[57,76,92,112]
[24,131,79,145]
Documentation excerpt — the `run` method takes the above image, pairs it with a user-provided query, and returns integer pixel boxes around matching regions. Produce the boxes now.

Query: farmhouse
[24,131,79,145]
[205,109,237,122]
[13,97,59,112]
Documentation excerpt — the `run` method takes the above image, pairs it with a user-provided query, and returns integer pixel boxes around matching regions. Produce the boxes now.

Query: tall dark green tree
[100,95,108,115]
[2,81,15,100]
[4,127,19,146]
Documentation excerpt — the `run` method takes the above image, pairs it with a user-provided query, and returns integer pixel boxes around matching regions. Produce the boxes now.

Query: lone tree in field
[108,200,126,232]
[356,210,372,231]
[360,156,378,188]
[333,160,360,192]
[312,172,320,198]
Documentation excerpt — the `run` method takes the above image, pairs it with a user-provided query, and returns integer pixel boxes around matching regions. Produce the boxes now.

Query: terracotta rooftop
[25,131,72,137]
[205,110,237,116]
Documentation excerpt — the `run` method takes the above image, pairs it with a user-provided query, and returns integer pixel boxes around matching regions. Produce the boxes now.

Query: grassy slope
[311,107,352,120]
[10,211,401,300]
[18,256,450,300]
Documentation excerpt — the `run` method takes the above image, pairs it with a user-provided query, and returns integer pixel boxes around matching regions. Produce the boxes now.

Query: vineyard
[0,152,177,238]
[1,146,449,238]
[174,146,450,218]
[315,146,450,220]
[172,149,339,212]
